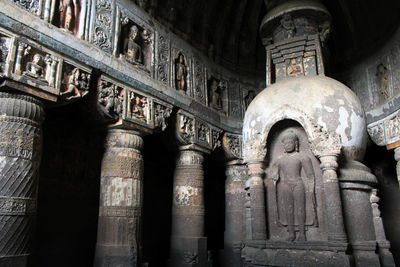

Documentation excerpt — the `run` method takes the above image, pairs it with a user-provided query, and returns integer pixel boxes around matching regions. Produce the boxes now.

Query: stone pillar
[394,147,400,188]
[94,129,144,267]
[319,155,347,243]
[340,161,381,267]
[0,92,44,266]
[370,189,395,266]
[246,161,266,243]
[223,162,247,267]
[170,146,210,267]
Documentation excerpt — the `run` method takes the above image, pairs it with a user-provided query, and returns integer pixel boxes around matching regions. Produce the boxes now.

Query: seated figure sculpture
[123,25,142,64]
[25,54,44,78]
[271,131,316,242]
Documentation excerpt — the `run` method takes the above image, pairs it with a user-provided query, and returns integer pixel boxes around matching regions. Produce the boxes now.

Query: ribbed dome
[243,75,368,161]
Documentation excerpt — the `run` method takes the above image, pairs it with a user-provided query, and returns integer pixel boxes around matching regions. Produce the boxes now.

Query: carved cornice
[176,109,222,151]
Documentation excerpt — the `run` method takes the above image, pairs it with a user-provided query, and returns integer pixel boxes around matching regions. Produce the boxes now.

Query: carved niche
[60,60,91,101]
[227,81,242,118]
[173,50,189,94]
[264,124,324,242]
[97,78,124,120]
[56,0,90,39]
[118,16,153,73]
[367,57,392,105]
[12,40,60,95]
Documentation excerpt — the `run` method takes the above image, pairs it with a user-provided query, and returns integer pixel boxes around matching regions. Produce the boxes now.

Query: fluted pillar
[0,92,44,266]
[319,155,347,243]
[170,146,210,267]
[94,129,144,267]
[246,161,266,243]
[223,162,247,267]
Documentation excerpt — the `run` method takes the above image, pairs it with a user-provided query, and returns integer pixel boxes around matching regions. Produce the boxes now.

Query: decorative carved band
[0,92,44,122]
[105,129,144,151]
[99,206,141,217]
[0,196,36,215]
[177,150,204,166]
[172,205,205,216]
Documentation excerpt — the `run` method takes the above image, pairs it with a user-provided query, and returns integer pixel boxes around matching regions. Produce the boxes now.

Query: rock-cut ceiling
[136,0,400,77]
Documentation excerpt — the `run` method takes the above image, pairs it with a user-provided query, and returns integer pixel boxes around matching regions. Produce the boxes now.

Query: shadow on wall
[32,99,105,267]
[364,140,400,266]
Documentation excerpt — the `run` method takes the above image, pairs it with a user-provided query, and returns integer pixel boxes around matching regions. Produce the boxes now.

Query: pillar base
[170,237,212,267]
[94,244,136,267]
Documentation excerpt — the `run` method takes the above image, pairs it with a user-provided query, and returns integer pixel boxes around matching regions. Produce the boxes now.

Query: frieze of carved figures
[93,0,113,53]
[175,52,188,94]
[223,133,242,159]
[0,35,11,75]
[127,91,150,124]
[60,66,91,101]
[14,42,60,89]
[386,115,400,142]
[157,35,170,85]
[367,123,385,146]
[98,79,124,119]
[154,102,172,131]
[177,112,195,142]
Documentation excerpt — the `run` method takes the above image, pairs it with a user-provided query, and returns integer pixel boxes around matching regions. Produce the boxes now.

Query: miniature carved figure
[270,131,316,242]
[175,53,187,93]
[209,79,223,110]
[375,63,390,99]
[25,53,44,78]
[61,68,90,100]
[130,92,148,121]
[60,0,80,32]
[287,58,303,77]
[123,25,142,64]
[98,82,123,117]
[279,14,296,39]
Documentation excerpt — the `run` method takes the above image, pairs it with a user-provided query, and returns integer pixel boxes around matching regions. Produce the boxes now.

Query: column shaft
[224,164,247,267]
[319,155,347,243]
[394,147,400,188]
[0,92,44,266]
[247,162,266,242]
[94,129,144,267]
[170,148,209,266]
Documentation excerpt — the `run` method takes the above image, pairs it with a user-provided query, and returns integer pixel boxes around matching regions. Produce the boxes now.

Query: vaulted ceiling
[141,0,400,77]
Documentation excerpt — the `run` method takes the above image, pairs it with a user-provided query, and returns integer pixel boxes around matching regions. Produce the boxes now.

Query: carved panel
[11,39,61,95]
[59,60,91,102]
[212,128,222,150]
[193,60,206,104]
[156,34,170,85]
[223,133,242,159]
[367,122,385,146]
[385,115,400,145]
[92,0,114,53]
[97,77,124,120]
[196,121,211,147]
[125,90,151,126]
[13,0,42,17]
[154,101,172,131]
[177,112,195,144]
[367,57,393,106]
[0,33,12,76]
